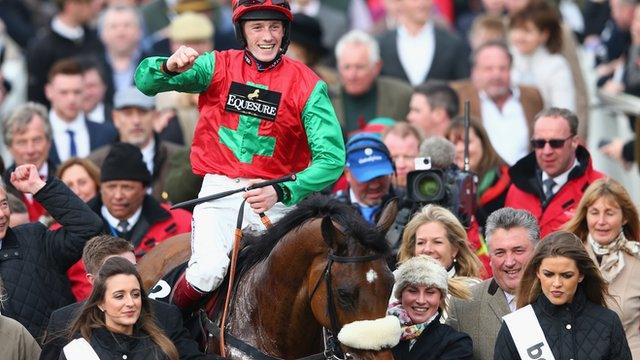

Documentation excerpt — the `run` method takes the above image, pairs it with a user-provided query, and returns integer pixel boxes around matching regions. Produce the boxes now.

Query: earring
[98,307,104,312]
[453,258,458,263]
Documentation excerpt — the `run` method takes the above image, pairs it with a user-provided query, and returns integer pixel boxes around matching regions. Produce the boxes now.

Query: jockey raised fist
[165,46,200,74]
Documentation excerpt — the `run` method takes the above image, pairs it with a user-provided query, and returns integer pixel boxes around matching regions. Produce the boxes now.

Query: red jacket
[66,197,191,300]
[505,146,603,238]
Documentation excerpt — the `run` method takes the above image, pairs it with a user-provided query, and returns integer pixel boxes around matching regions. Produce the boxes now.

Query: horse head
[308,199,399,359]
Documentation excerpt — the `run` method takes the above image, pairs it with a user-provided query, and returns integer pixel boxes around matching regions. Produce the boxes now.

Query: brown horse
[138,195,398,359]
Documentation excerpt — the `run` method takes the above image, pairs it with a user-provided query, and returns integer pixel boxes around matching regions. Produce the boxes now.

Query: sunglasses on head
[530,135,574,149]
[235,0,290,10]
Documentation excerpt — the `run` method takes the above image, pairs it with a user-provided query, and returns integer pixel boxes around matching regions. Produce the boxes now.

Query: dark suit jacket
[378,26,470,83]
[40,299,217,360]
[330,76,413,128]
[447,278,511,360]
[48,118,118,169]
[450,80,544,137]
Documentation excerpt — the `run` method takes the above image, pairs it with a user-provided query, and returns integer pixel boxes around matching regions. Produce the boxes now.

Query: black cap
[101,143,152,185]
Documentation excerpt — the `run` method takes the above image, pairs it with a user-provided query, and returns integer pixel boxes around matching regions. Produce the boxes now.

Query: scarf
[387,300,437,341]
[588,231,640,282]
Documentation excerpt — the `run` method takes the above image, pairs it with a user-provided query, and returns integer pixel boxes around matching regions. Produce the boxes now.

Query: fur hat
[392,255,449,300]
[100,143,152,186]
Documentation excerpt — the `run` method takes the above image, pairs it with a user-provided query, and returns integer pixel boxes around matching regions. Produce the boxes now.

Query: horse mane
[235,194,389,280]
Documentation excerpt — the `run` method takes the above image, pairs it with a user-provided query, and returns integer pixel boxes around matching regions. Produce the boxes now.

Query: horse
[138,195,399,359]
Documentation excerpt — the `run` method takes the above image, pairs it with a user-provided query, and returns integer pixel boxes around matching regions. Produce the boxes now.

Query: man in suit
[377,0,469,85]
[447,207,539,360]
[332,30,412,135]
[41,234,218,360]
[450,41,544,165]
[88,86,187,202]
[45,58,118,167]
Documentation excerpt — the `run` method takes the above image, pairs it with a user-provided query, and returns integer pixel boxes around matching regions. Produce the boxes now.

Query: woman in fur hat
[388,255,474,359]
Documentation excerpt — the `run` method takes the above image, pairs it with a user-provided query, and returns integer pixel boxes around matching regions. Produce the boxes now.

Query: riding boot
[171,273,205,312]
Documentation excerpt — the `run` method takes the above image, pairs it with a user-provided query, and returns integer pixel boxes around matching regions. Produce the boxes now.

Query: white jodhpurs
[184,174,290,292]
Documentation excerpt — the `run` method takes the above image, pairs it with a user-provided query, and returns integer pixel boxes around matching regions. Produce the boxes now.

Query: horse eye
[337,288,358,309]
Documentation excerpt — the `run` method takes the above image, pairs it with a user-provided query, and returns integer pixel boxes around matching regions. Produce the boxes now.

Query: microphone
[419,137,456,169]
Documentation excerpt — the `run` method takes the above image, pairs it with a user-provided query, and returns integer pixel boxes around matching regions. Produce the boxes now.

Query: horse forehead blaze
[365,269,378,284]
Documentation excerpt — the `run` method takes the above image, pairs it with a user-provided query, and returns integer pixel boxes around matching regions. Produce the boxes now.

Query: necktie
[118,220,130,234]
[543,178,556,200]
[66,129,77,157]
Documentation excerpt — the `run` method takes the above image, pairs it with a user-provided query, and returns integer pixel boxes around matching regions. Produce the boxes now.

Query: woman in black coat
[60,257,178,360]
[494,231,632,360]
[388,255,474,360]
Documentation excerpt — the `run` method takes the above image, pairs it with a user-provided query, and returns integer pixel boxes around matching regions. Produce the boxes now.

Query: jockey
[134,0,345,310]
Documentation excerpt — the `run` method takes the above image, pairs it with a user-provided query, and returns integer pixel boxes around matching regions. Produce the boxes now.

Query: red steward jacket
[504,146,603,238]
[65,195,191,300]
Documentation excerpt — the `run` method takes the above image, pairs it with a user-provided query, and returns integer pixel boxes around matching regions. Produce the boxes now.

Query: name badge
[225,82,281,121]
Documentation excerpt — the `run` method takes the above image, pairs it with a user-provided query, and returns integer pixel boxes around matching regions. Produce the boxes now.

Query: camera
[386,159,478,253]
[405,165,477,226]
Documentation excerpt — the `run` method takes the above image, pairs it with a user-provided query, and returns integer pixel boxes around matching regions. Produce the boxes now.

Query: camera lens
[417,176,440,198]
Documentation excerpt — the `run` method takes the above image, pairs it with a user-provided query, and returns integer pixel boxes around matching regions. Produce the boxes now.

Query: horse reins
[219,199,272,358]
[209,248,384,360]
[309,251,384,360]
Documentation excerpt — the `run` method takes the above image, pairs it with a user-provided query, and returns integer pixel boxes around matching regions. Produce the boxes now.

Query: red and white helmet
[232,0,293,52]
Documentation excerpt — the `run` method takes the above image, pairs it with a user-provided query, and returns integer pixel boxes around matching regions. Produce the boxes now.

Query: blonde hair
[398,204,483,278]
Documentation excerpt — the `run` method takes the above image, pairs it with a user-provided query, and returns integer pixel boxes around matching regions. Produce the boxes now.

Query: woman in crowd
[494,231,631,359]
[60,257,178,360]
[508,1,576,111]
[398,204,484,282]
[446,118,510,227]
[563,178,640,357]
[388,255,473,359]
[56,157,100,203]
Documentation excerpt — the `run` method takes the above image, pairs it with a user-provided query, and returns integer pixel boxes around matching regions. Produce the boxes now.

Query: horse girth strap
[202,311,325,360]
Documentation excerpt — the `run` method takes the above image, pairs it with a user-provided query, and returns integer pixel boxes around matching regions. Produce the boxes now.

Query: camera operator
[388,136,491,276]
[334,133,397,224]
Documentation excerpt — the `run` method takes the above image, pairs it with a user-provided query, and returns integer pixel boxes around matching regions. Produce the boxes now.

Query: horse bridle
[309,250,385,360]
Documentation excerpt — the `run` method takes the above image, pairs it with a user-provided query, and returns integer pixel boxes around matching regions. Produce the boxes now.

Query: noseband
[309,250,385,360]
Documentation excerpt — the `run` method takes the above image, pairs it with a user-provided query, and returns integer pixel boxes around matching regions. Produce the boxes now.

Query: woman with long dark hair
[60,257,178,360]
[494,231,631,359]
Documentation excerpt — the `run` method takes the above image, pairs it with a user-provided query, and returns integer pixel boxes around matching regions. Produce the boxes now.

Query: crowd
[1,0,640,359]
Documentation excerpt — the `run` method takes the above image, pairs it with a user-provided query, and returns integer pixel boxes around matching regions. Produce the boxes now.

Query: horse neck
[228,219,326,356]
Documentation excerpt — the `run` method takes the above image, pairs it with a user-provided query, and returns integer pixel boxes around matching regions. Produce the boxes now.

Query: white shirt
[86,103,105,124]
[541,159,579,197]
[479,87,530,165]
[140,138,156,176]
[511,47,576,111]
[49,110,91,162]
[101,205,142,233]
[504,291,517,312]
[51,16,84,41]
[397,22,435,86]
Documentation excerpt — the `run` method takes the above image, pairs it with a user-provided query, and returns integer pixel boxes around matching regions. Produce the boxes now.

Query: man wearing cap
[335,133,395,224]
[67,142,192,300]
[87,86,187,202]
[134,0,344,310]
[45,58,118,167]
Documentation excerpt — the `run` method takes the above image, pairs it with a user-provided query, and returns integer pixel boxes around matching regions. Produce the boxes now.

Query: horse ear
[321,215,348,249]
[376,198,398,233]
[321,215,336,247]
